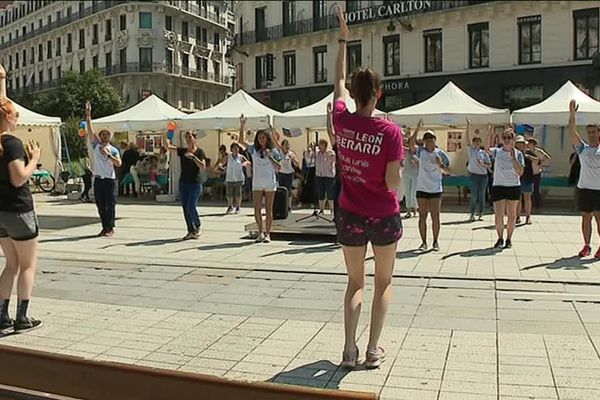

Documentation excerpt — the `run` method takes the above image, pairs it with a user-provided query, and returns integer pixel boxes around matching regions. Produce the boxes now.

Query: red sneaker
[579,245,591,257]
[595,247,600,259]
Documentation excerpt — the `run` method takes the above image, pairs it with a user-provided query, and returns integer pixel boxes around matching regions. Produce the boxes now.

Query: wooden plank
[0,345,378,400]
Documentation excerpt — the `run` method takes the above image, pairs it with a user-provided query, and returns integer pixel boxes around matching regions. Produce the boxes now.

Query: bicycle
[30,166,56,193]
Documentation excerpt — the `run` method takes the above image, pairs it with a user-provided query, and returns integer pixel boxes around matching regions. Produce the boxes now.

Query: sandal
[340,345,359,369]
[364,347,386,369]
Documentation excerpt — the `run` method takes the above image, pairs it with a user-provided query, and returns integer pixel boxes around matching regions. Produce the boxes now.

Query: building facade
[0,0,235,111]
[232,0,600,112]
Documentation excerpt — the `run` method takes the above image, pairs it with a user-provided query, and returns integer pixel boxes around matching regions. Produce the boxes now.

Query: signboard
[383,80,410,92]
[345,0,432,24]
[447,131,462,152]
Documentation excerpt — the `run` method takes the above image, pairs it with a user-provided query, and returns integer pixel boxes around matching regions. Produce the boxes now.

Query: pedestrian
[239,115,282,243]
[277,139,300,211]
[402,134,419,219]
[332,6,404,370]
[527,138,551,209]
[0,62,43,333]
[164,131,207,240]
[79,152,93,202]
[486,129,525,249]
[85,101,122,237]
[121,142,140,197]
[568,100,600,258]
[315,138,336,215]
[515,136,535,225]
[218,142,250,214]
[409,124,450,252]
[465,118,491,221]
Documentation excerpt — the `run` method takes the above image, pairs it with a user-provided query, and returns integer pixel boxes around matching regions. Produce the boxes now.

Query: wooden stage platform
[244,211,337,240]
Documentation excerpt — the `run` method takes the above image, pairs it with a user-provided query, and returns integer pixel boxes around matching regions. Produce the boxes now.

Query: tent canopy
[13,100,61,126]
[512,81,600,125]
[273,92,385,129]
[92,94,187,132]
[179,90,281,131]
[388,81,510,126]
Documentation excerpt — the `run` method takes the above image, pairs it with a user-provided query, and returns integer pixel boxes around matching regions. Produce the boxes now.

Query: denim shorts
[0,210,39,241]
[521,181,534,193]
[336,207,403,247]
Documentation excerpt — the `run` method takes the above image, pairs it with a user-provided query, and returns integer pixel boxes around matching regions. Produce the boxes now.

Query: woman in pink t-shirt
[332,5,404,370]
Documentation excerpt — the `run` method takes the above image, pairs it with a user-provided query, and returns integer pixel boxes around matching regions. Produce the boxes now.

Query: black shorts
[277,172,294,192]
[336,207,403,247]
[491,186,520,202]
[416,191,442,199]
[0,210,39,241]
[577,188,600,213]
[316,176,335,201]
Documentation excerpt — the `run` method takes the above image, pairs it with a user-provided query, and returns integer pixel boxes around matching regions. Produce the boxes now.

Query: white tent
[92,94,187,132]
[179,90,281,131]
[388,81,510,126]
[273,92,385,129]
[512,81,600,125]
[15,101,62,127]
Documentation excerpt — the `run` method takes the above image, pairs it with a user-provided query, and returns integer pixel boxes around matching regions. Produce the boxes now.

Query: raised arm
[269,122,283,151]
[333,4,348,102]
[569,100,582,146]
[85,101,99,144]
[326,102,336,145]
[484,123,494,154]
[162,132,178,152]
[465,117,472,146]
[407,118,423,149]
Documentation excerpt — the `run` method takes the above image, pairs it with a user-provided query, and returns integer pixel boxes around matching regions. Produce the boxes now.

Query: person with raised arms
[465,118,491,221]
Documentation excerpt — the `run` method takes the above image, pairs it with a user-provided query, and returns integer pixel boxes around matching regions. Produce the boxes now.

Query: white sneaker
[263,234,271,243]
[255,233,265,243]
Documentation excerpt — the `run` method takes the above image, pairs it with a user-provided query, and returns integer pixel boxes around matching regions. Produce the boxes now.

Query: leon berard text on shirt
[338,129,384,184]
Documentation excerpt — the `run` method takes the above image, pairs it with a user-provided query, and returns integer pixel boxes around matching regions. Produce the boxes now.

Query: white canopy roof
[512,81,600,125]
[14,100,61,126]
[273,92,385,129]
[179,90,281,131]
[388,81,510,126]
[92,94,187,132]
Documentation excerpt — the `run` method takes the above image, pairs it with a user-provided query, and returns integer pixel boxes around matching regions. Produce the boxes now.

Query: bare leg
[342,245,367,352]
[264,191,276,234]
[516,195,522,220]
[367,241,397,350]
[595,212,600,237]
[0,238,19,300]
[523,193,532,222]
[226,196,233,208]
[430,198,441,243]
[12,239,38,300]
[493,200,505,239]
[253,191,263,234]
[505,200,519,240]
[582,212,593,245]
[417,198,429,245]
[319,200,326,213]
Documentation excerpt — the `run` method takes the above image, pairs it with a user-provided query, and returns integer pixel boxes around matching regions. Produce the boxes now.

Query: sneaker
[432,241,440,251]
[226,206,233,214]
[340,346,359,369]
[97,229,106,237]
[477,214,483,221]
[578,245,591,257]
[493,238,504,249]
[504,239,512,249]
[235,207,240,214]
[263,234,271,243]
[404,212,412,219]
[469,214,475,222]
[14,317,43,334]
[595,247,600,259]
[0,317,13,335]
[255,233,265,243]
[418,242,428,251]
[364,347,386,369]
[103,229,114,238]
[182,232,196,241]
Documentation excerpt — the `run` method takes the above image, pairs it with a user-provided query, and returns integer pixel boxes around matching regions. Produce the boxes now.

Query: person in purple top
[332,5,404,370]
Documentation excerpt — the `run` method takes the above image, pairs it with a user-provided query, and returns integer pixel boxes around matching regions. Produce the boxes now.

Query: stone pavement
[0,196,599,399]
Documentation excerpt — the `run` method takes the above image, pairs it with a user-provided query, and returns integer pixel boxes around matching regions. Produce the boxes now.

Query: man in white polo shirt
[569,100,600,258]
[85,101,122,237]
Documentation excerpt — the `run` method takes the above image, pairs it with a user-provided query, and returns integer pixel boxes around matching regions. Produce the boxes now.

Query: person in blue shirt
[465,118,491,221]
[408,122,450,252]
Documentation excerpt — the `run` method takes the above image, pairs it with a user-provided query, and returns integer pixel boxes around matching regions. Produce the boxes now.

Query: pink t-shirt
[333,99,404,218]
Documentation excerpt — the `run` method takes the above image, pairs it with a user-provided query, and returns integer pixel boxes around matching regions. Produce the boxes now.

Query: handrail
[0,345,378,400]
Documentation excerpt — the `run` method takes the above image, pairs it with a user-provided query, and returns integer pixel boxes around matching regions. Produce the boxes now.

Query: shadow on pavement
[520,256,596,271]
[172,241,256,253]
[38,234,99,243]
[441,247,494,259]
[472,225,496,231]
[261,244,340,257]
[267,360,353,390]
[442,219,475,226]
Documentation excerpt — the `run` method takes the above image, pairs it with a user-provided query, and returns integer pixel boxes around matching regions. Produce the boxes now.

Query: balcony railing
[165,1,227,27]
[236,0,495,46]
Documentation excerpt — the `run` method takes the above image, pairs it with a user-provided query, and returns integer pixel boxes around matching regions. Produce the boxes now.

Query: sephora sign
[345,0,432,24]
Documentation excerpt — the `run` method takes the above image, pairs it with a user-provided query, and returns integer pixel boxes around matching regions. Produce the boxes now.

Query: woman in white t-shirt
[218,142,250,214]
[486,129,525,250]
[408,123,450,252]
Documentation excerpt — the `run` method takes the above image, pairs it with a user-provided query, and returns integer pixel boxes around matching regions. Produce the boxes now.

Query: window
[166,48,173,73]
[195,56,203,75]
[196,26,202,44]
[92,24,98,45]
[139,48,152,72]
[79,59,85,73]
[518,15,541,64]
[22,49,26,67]
[165,15,172,31]
[38,44,43,61]
[424,28,442,72]
[119,14,126,31]
[119,48,127,73]
[57,66,61,79]
[468,22,489,68]
[79,1,84,14]
[313,0,327,31]
[574,8,599,60]
[182,53,189,75]
[105,19,112,41]
[255,55,268,89]
[182,21,189,41]
[346,0,360,12]
[79,28,85,49]
[105,52,112,74]
[38,70,43,84]
[14,53,18,69]
[56,37,61,56]
[283,1,296,36]
[214,32,220,51]
[30,46,34,64]
[201,57,208,74]
[213,60,220,79]
[255,7,266,41]
[139,12,152,29]
[67,33,72,52]
[7,56,11,71]
[38,18,41,29]
[56,10,61,21]
[92,55,98,69]
[347,40,361,74]
[283,51,295,86]
[201,28,207,45]
[48,68,53,82]
[22,26,26,36]
[47,40,52,59]
[383,35,400,76]
[67,6,71,17]
[313,45,327,82]
[503,85,543,110]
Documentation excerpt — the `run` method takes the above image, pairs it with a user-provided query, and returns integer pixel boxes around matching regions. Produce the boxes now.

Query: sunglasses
[502,135,513,140]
